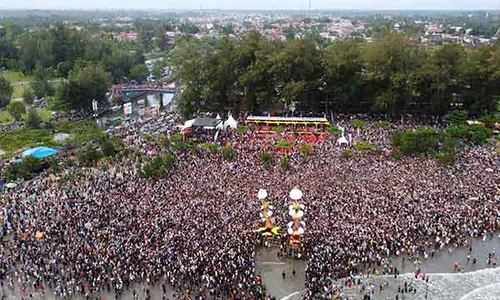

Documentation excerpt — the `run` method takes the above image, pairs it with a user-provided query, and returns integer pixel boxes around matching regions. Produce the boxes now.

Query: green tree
[353,141,374,152]
[222,145,235,160]
[0,38,19,69]
[49,158,61,174]
[447,110,468,126]
[18,155,43,179]
[460,44,499,115]
[152,59,168,80]
[417,44,465,115]
[180,24,200,34]
[281,155,291,170]
[340,149,353,158]
[261,151,275,169]
[170,37,209,117]
[55,64,110,112]
[351,119,367,128]
[139,153,175,178]
[222,25,235,35]
[102,49,134,83]
[153,25,167,51]
[363,32,424,117]
[7,101,26,121]
[129,64,149,83]
[327,126,342,135]
[101,138,118,157]
[0,76,13,107]
[25,108,42,129]
[31,65,54,99]
[300,143,313,157]
[78,145,102,167]
[22,87,35,104]
[321,39,364,113]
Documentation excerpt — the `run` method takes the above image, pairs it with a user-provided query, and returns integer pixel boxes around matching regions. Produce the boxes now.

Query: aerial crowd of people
[0,112,498,299]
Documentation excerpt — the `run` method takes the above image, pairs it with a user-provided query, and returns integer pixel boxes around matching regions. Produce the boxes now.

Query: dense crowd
[0,121,23,132]
[110,82,176,94]
[0,115,498,299]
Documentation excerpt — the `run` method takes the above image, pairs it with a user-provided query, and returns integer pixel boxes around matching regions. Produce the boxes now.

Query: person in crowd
[0,114,498,299]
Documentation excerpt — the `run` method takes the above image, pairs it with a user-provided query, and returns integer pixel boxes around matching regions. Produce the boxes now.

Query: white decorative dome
[289,188,303,200]
[257,189,268,200]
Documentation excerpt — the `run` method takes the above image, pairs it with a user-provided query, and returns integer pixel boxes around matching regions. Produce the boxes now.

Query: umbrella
[5,183,17,188]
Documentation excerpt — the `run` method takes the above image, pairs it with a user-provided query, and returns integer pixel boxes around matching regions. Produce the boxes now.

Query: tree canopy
[0,76,13,107]
[171,31,500,119]
[54,65,110,112]
[7,101,26,121]
[129,64,149,83]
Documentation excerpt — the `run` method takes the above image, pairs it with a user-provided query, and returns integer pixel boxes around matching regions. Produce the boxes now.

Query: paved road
[10,79,63,86]
[255,247,307,300]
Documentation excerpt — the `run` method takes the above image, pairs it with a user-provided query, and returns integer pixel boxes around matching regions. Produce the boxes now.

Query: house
[117,32,138,41]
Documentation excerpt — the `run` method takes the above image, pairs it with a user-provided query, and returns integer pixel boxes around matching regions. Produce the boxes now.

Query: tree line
[0,22,154,110]
[170,31,500,119]
[0,23,145,79]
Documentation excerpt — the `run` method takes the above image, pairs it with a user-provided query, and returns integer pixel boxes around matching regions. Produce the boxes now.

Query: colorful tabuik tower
[256,189,280,236]
[287,187,306,247]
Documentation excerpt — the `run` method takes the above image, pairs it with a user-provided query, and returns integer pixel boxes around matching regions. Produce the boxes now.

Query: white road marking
[280,289,306,300]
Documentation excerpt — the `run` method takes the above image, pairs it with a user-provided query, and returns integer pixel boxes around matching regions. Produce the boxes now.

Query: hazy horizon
[1,0,499,11]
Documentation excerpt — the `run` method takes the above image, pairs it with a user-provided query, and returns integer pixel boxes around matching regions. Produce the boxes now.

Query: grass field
[0,71,33,100]
[0,105,53,124]
[11,84,25,99]
[0,71,33,83]
[0,111,13,123]
[0,129,55,152]
[38,108,53,122]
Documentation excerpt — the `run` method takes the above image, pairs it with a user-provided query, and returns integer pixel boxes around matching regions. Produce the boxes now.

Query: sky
[1,0,499,10]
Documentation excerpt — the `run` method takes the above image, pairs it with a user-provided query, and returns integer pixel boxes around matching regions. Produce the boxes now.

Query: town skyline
[1,0,500,10]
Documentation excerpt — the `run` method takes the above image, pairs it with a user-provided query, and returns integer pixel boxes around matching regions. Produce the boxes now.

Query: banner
[147,94,158,108]
[124,103,132,115]
[162,93,174,107]
[138,107,145,116]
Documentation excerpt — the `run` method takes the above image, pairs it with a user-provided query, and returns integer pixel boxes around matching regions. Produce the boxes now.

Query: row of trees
[171,31,500,119]
[0,22,146,84]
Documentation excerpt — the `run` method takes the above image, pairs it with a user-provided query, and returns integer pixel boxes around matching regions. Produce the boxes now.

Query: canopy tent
[179,119,195,131]
[337,136,349,146]
[192,118,222,129]
[5,182,17,189]
[22,147,59,159]
[224,114,238,129]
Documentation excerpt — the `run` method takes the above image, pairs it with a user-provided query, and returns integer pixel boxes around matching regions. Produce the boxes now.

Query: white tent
[180,119,195,131]
[5,183,17,189]
[216,121,224,130]
[224,114,238,129]
[337,136,348,147]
